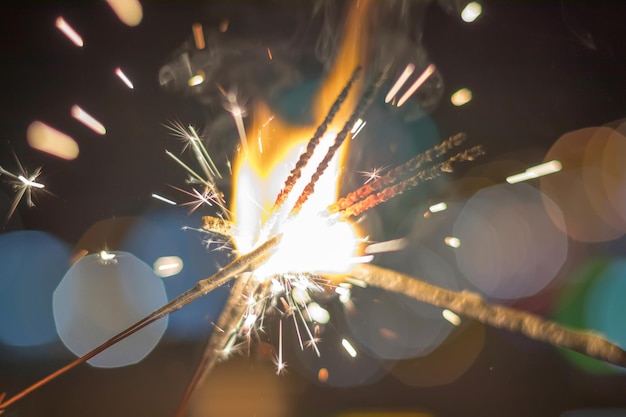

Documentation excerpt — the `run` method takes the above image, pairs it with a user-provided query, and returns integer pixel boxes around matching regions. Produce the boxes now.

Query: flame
[231,0,373,279]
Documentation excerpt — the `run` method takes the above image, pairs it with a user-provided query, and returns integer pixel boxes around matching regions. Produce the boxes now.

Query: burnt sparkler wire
[337,145,485,218]
[291,70,388,214]
[273,66,363,211]
[328,132,468,215]
[0,235,282,414]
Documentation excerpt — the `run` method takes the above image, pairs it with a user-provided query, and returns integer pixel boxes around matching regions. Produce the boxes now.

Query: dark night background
[1,1,626,417]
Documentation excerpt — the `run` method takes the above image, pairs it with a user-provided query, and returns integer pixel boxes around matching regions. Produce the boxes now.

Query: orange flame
[231,0,373,275]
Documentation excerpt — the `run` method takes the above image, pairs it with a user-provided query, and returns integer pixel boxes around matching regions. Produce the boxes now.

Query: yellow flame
[231,0,373,278]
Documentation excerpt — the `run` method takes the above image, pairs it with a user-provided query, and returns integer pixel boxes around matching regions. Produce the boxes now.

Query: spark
[188,73,205,87]
[154,256,183,278]
[396,64,436,107]
[55,17,83,47]
[442,309,462,326]
[115,67,134,89]
[219,88,248,154]
[385,63,415,103]
[506,160,562,184]
[451,88,472,106]
[172,187,219,213]
[364,238,408,254]
[1,154,46,226]
[71,105,106,135]
[445,236,461,248]
[151,193,176,205]
[461,2,482,23]
[341,338,358,358]
[192,23,205,49]
[99,250,116,261]
[26,121,79,160]
[351,119,367,138]
[429,201,448,213]
[275,320,285,374]
[267,48,273,60]
[358,165,386,185]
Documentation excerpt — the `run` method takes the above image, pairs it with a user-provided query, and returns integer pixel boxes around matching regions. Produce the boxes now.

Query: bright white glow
[18,175,45,189]
[106,0,143,26]
[365,238,407,254]
[397,64,436,107]
[192,23,205,49]
[115,67,134,89]
[341,338,358,358]
[445,236,461,248]
[153,256,183,278]
[26,121,79,160]
[385,63,415,103]
[451,88,473,106]
[350,118,364,134]
[151,193,176,205]
[71,105,106,135]
[442,309,461,326]
[429,202,448,213]
[506,160,562,184]
[307,302,330,324]
[188,73,205,87]
[55,17,83,47]
[461,2,482,23]
[99,250,116,261]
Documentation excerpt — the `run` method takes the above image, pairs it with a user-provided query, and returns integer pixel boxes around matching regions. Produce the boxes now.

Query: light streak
[396,64,436,107]
[385,63,415,103]
[506,160,562,184]
[341,338,358,358]
[18,175,44,189]
[71,105,106,135]
[55,17,84,47]
[106,0,143,26]
[219,89,248,154]
[151,193,177,205]
[26,121,79,160]
[351,119,366,138]
[188,73,204,87]
[364,238,408,254]
[275,320,285,374]
[461,2,482,23]
[154,256,183,278]
[115,67,134,89]
[267,48,273,60]
[192,23,205,49]
[429,202,448,213]
[451,88,472,106]
[445,236,461,248]
[442,309,461,326]
[219,18,229,33]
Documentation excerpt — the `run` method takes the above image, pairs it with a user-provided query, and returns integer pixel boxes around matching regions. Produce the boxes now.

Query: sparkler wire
[273,66,362,211]
[0,235,282,413]
[292,70,388,213]
[349,263,626,367]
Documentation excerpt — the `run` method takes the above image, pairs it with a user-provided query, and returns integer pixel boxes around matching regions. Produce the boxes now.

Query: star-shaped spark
[0,153,46,227]
[358,165,387,185]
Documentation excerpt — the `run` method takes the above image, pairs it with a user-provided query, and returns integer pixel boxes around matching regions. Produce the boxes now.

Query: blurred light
[267,48,273,60]
[106,0,143,27]
[53,252,168,367]
[385,63,415,103]
[71,105,106,135]
[188,72,205,87]
[365,238,408,254]
[18,175,44,189]
[192,23,205,49]
[99,250,116,261]
[442,309,461,326]
[219,18,229,32]
[115,67,134,89]
[397,64,436,107]
[506,160,562,184]
[429,202,447,213]
[461,2,482,23]
[154,256,183,278]
[341,338,358,358]
[0,231,71,347]
[444,236,461,248]
[151,193,176,205]
[26,121,79,160]
[351,118,367,138]
[306,302,330,324]
[318,367,329,383]
[55,17,83,47]
[454,183,568,299]
[451,88,472,106]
